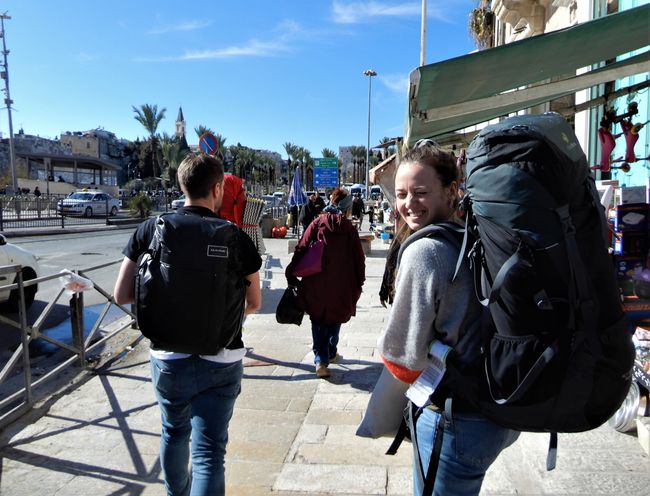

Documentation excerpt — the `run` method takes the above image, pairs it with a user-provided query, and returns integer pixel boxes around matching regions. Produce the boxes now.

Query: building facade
[489,0,650,186]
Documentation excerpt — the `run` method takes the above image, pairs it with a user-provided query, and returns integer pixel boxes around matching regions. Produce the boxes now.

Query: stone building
[0,128,128,195]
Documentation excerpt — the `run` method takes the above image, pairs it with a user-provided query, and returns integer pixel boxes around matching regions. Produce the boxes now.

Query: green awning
[406,4,650,146]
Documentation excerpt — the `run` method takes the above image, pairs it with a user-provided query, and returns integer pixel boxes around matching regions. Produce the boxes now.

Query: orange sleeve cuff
[380,355,421,384]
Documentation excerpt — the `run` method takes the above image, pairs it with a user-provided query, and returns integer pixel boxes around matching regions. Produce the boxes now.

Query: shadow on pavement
[243,349,381,392]
[0,361,162,494]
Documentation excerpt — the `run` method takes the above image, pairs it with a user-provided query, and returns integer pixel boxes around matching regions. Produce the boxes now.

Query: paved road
[0,229,138,360]
[10,229,135,305]
[0,235,648,495]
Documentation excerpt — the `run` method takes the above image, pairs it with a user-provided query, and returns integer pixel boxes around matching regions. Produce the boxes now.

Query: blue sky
[2,0,476,157]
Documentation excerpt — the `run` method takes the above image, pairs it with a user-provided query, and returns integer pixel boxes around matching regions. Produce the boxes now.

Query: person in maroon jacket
[286,188,366,378]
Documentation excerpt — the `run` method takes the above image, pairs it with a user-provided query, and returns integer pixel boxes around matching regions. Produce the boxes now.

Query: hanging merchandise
[621,118,650,163]
[596,126,618,172]
[592,102,643,172]
[242,197,266,255]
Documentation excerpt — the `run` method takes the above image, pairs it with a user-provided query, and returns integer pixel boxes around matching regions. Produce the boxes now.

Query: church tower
[175,107,186,139]
[175,106,189,151]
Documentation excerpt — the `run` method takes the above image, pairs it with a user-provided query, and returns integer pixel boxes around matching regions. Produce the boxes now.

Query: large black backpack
[460,113,635,438]
[387,116,636,494]
[135,212,246,354]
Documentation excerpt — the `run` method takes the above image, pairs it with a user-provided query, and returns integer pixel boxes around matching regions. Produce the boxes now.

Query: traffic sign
[314,157,338,168]
[314,157,339,188]
[199,133,219,156]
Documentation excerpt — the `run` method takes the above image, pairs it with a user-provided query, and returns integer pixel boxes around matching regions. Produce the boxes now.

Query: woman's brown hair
[394,141,459,243]
[330,187,348,206]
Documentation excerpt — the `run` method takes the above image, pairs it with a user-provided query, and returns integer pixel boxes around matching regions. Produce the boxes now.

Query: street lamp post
[363,69,376,200]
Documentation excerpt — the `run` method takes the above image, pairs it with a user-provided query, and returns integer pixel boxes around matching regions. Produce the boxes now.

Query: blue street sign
[314,168,338,188]
[199,133,219,155]
[314,157,339,188]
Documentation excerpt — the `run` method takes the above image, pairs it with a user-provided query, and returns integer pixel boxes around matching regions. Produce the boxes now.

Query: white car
[57,190,120,217]
[171,195,186,210]
[0,234,40,311]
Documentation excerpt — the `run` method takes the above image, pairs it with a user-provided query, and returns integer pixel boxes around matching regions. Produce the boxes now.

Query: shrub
[128,192,153,218]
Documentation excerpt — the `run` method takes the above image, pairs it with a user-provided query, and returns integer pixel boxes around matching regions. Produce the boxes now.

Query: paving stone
[295,442,409,467]
[226,459,283,487]
[273,463,387,494]
[311,392,371,411]
[306,409,362,426]
[386,466,412,495]
[235,394,291,412]
[286,423,329,462]
[287,397,313,413]
[227,439,292,463]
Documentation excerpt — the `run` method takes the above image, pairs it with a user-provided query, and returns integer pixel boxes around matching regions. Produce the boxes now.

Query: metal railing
[0,260,136,429]
[0,195,121,230]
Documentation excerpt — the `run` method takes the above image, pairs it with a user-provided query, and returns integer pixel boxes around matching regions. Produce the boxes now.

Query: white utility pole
[0,12,17,194]
[363,69,376,200]
[420,0,427,66]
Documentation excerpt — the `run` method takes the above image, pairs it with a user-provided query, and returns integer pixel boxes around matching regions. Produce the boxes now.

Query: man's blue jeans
[412,407,520,496]
[150,356,243,496]
[310,319,341,365]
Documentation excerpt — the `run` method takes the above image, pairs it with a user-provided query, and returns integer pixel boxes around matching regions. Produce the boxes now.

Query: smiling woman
[394,143,458,235]
[377,142,519,495]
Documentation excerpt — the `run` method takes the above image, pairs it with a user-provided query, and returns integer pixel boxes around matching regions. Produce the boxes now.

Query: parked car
[57,190,120,217]
[262,194,283,215]
[171,195,186,210]
[0,234,40,311]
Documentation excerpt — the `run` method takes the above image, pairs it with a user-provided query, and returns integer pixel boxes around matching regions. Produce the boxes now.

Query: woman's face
[394,161,457,231]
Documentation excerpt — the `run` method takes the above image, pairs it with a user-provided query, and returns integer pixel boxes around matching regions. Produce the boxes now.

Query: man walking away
[114,153,262,496]
[351,193,365,230]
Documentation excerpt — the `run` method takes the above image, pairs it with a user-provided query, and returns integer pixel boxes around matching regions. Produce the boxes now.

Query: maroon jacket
[286,213,365,324]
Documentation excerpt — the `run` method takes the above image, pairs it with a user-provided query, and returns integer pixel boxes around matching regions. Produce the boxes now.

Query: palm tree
[348,146,367,184]
[283,142,297,162]
[214,134,227,159]
[322,148,337,158]
[194,125,213,139]
[283,142,299,190]
[133,104,166,178]
[161,140,189,189]
[379,137,394,160]
[297,147,314,190]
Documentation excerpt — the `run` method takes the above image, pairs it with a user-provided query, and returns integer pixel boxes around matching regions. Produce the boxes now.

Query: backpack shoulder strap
[147,215,165,257]
[396,222,464,268]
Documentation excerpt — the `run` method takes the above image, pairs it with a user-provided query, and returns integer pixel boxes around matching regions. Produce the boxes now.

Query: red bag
[218,174,246,226]
[292,240,325,277]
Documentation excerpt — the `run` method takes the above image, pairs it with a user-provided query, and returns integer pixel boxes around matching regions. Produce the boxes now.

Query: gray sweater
[377,235,482,378]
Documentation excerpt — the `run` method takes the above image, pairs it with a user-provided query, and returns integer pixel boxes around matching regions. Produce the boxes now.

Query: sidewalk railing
[0,260,136,429]
[0,195,119,231]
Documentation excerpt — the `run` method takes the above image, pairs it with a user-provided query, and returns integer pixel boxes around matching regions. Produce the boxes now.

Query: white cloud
[76,52,96,62]
[179,39,291,60]
[331,1,447,24]
[148,20,213,35]
[136,21,303,62]
[380,73,409,94]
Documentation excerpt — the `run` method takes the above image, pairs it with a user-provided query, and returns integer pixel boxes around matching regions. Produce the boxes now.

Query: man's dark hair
[177,153,225,199]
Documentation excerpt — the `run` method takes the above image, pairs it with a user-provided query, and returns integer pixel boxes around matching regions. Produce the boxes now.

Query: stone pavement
[0,236,649,495]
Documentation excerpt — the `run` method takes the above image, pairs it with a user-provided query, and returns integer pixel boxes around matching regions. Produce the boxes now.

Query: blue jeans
[310,319,341,365]
[150,356,243,496]
[412,407,519,496]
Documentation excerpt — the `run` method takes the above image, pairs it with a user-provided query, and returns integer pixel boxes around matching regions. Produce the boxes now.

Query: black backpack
[459,113,635,438]
[135,212,247,354]
[387,115,636,493]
